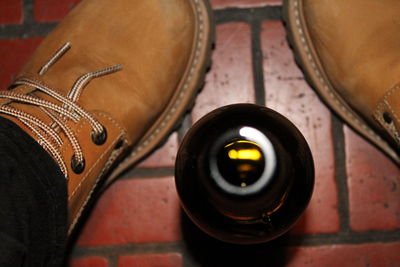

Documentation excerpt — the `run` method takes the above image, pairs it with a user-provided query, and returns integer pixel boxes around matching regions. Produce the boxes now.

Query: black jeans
[0,117,67,267]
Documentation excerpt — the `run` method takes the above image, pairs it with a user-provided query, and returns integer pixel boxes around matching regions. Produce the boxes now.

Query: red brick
[76,177,181,246]
[287,242,400,267]
[0,38,42,90]
[210,0,281,9]
[69,257,108,267]
[345,127,400,231]
[0,0,23,24]
[118,253,182,267]
[34,0,81,22]
[137,133,178,168]
[261,21,339,234]
[192,22,255,123]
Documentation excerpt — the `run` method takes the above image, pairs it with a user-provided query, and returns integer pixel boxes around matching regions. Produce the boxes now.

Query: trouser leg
[0,117,67,267]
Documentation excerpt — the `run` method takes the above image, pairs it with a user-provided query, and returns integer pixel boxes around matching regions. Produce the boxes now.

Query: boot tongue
[19,40,107,100]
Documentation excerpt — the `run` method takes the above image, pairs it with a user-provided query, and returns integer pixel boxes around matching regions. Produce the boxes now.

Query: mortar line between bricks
[0,0,57,39]
[70,229,400,259]
[71,242,200,267]
[107,255,119,267]
[288,229,400,246]
[214,6,282,24]
[0,6,283,39]
[250,21,266,106]
[0,23,57,39]
[331,115,351,234]
[71,241,188,258]
[23,0,34,24]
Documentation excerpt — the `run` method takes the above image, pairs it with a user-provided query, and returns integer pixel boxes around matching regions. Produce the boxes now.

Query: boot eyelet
[7,84,18,90]
[383,112,393,124]
[92,127,107,145]
[71,156,85,174]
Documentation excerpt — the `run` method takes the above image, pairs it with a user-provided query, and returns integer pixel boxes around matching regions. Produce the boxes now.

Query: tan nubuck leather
[0,0,213,234]
[284,0,400,164]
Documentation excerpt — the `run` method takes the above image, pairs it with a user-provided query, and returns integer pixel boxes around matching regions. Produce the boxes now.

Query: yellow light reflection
[224,140,259,148]
[228,149,262,161]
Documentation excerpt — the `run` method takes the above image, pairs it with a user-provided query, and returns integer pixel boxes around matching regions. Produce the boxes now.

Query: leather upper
[20,0,195,142]
[0,0,202,230]
[303,0,400,145]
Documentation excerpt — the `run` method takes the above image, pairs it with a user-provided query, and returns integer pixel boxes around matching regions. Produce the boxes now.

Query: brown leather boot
[0,0,213,234]
[284,0,400,164]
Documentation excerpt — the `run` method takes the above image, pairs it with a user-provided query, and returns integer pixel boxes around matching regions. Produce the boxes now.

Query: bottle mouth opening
[216,139,265,187]
[209,126,277,196]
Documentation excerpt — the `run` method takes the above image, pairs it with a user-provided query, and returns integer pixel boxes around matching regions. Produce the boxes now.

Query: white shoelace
[0,43,122,178]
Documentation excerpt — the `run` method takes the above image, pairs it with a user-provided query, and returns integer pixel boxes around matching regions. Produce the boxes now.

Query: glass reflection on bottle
[217,139,265,187]
[175,104,314,244]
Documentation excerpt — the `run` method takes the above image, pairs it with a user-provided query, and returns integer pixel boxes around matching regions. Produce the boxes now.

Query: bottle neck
[203,126,293,220]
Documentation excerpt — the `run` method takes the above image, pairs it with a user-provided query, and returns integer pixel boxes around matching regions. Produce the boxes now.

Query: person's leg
[0,0,213,265]
[0,117,67,267]
[0,0,213,237]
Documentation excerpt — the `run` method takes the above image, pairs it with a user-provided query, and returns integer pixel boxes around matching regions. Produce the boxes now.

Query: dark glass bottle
[175,104,314,244]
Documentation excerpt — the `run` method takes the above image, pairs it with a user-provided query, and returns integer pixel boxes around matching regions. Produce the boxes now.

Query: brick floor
[137,133,179,169]
[345,127,400,231]
[76,177,181,246]
[210,0,281,9]
[262,21,339,234]
[34,0,82,22]
[287,242,400,267]
[0,38,43,89]
[0,0,399,267]
[192,22,255,123]
[118,253,182,267]
[0,0,23,24]
[69,257,108,267]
